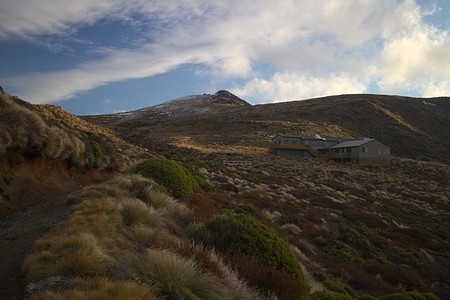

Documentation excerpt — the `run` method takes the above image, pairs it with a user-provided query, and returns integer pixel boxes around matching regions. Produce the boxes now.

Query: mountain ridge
[84,91,450,164]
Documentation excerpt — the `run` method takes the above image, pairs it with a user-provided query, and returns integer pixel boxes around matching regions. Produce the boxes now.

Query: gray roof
[329,138,373,149]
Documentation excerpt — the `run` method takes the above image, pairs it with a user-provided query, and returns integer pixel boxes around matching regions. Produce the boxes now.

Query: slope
[0,90,148,217]
[85,92,450,164]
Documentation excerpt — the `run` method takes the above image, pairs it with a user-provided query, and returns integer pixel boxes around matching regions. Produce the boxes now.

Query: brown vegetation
[0,91,148,216]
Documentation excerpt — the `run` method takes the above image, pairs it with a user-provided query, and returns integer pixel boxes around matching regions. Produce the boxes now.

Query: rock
[26,275,69,294]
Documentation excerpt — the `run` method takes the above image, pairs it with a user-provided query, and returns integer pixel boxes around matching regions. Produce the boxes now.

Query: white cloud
[376,25,450,95]
[1,0,450,104]
[232,72,367,104]
[4,43,221,103]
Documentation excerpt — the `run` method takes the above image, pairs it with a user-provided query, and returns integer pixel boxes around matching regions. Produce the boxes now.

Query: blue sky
[1,0,449,115]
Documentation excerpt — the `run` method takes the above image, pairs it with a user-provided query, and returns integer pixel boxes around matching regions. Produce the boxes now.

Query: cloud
[3,43,222,103]
[1,0,450,104]
[232,72,367,103]
[376,22,450,96]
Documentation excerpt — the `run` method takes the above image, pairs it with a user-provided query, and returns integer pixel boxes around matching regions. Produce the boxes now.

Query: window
[361,147,368,153]
[346,148,351,153]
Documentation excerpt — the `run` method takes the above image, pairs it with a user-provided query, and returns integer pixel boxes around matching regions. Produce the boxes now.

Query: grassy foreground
[22,175,271,299]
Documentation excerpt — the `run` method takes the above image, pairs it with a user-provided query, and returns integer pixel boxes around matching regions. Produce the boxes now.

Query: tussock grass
[23,174,278,299]
[0,93,47,153]
[1,92,142,170]
[132,249,229,300]
[120,198,165,228]
[168,240,267,300]
[30,277,155,300]
[23,232,113,281]
[127,224,174,248]
[72,196,118,216]
[133,187,193,229]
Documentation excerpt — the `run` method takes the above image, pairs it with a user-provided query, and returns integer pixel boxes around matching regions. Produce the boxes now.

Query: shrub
[379,292,440,300]
[192,212,309,294]
[188,194,219,221]
[132,249,229,299]
[224,254,305,300]
[303,290,355,300]
[136,158,199,198]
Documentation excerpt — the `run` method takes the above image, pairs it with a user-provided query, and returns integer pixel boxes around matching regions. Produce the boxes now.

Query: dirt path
[0,195,71,299]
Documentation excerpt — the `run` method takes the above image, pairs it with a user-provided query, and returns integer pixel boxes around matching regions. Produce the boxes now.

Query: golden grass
[132,249,229,300]
[66,184,124,204]
[30,277,155,300]
[120,198,165,228]
[23,232,113,282]
[168,240,267,300]
[127,224,174,248]
[22,174,277,299]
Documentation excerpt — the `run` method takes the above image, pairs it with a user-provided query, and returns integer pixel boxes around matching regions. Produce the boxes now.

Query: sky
[0,0,449,115]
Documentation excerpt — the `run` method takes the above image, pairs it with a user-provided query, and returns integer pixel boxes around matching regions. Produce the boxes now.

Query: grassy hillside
[198,153,450,299]
[85,93,450,163]
[78,92,450,298]
[0,91,147,216]
[22,174,296,299]
[22,155,449,299]
[4,91,448,299]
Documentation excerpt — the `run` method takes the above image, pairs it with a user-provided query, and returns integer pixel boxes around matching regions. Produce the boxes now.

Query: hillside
[0,90,148,217]
[80,91,450,298]
[84,92,450,164]
[1,89,449,299]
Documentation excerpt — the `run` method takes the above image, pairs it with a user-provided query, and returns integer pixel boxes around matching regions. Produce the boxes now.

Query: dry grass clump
[23,232,113,282]
[127,224,174,248]
[143,188,193,223]
[0,93,88,165]
[120,198,165,228]
[168,241,268,300]
[66,183,125,204]
[0,93,47,153]
[44,126,85,162]
[132,248,229,300]
[30,277,155,300]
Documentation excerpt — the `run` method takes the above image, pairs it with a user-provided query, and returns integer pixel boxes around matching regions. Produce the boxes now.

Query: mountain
[84,91,450,164]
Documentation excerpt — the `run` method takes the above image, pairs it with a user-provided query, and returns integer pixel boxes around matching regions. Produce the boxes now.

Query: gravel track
[0,195,70,299]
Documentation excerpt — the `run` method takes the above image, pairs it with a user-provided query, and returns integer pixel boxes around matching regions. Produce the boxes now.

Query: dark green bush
[136,158,198,198]
[193,172,209,189]
[235,204,256,216]
[192,212,309,293]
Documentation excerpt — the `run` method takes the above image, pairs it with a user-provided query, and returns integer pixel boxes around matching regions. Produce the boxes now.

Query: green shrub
[193,172,209,189]
[192,212,309,293]
[303,291,355,300]
[358,295,378,300]
[136,158,198,198]
[379,292,440,300]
